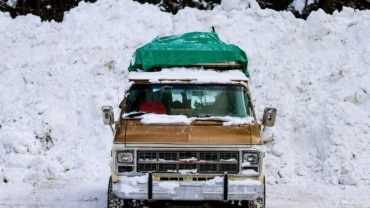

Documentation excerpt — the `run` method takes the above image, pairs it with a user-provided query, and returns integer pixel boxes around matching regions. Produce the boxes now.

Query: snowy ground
[1,179,370,207]
[0,0,369,207]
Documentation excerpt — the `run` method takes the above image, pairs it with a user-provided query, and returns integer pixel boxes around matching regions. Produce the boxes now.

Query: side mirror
[262,107,277,127]
[102,106,114,125]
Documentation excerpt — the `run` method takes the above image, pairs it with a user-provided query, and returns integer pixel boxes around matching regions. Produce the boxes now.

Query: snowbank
[0,0,369,207]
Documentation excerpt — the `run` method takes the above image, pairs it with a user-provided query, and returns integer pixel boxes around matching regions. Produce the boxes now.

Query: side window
[124,90,141,112]
[244,91,251,116]
[123,85,154,113]
[170,89,186,108]
[190,90,204,109]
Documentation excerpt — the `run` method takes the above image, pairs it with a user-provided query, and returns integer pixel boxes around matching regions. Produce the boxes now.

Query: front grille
[137,151,239,173]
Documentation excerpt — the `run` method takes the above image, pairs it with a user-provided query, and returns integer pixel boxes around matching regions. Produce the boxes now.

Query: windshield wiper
[123,112,147,118]
[196,114,222,118]
[194,113,210,117]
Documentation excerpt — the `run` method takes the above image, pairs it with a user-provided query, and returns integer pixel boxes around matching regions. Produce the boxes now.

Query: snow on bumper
[113,173,263,201]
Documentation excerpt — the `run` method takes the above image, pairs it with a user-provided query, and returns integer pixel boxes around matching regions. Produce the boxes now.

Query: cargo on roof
[128,32,249,77]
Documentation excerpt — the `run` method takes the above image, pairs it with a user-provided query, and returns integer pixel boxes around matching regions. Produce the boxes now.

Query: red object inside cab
[138,101,166,114]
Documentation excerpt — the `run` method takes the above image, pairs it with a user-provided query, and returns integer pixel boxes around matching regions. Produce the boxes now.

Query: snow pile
[128,68,248,83]
[0,0,369,207]
[253,8,370,186]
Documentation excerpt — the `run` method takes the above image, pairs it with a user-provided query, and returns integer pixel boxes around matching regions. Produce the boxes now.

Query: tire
[247,177,265,208]
[107,177,147,208]
[107,177,124,208]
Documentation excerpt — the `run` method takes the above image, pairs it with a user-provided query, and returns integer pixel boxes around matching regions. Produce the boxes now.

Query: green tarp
[128,32,249,77]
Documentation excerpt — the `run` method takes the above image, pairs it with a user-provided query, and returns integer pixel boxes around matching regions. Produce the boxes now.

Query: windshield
[123,84,252,118]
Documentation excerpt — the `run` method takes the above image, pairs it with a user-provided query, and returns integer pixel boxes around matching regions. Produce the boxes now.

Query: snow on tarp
[128,32,249,77]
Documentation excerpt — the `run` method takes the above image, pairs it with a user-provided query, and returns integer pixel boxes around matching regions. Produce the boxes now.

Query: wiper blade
[195,114,211,118]
[196,114,219,118]
[123,112,146,118]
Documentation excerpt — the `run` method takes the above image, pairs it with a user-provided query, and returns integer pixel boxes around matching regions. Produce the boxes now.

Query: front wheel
[247,197,265,208]
[247,177,265,208]
[107,177,124,208]
[107,177,147,208]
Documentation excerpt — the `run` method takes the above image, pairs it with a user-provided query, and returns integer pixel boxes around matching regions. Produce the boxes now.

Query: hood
[114,120,262,145]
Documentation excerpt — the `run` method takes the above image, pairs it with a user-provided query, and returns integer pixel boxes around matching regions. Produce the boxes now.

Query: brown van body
[104,70,273,208]
[115,120,262,145]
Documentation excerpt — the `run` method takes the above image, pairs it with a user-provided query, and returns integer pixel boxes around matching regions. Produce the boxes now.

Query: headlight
[243,152,259,164]
[117,151,134,163]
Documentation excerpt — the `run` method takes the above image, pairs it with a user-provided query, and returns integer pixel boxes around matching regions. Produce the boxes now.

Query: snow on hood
[137,114,253,126]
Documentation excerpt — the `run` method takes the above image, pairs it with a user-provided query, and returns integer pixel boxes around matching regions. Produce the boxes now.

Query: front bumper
[113,173,263,201]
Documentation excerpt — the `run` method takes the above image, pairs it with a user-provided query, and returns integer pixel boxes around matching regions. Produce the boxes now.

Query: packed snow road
[1,179,369,208]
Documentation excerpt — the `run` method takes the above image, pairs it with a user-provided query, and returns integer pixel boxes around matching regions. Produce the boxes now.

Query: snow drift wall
[0,0,369,190]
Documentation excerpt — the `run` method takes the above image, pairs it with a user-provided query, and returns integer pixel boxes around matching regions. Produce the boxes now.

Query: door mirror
[102,106,114,125]
[262,107,277,127]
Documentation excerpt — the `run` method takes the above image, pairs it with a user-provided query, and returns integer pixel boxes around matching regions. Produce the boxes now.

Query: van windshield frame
[123,83,253,118]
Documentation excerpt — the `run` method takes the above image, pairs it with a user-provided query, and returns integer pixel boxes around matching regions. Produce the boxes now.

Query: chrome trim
[113,147,263,176]
[112,174,264,201]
